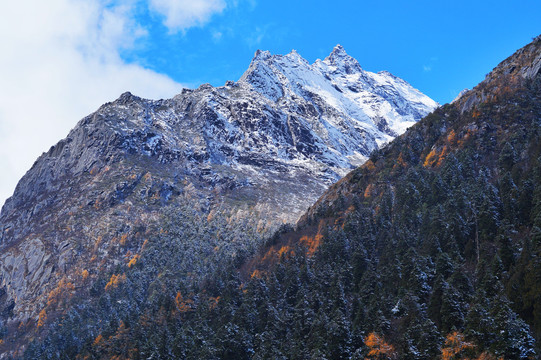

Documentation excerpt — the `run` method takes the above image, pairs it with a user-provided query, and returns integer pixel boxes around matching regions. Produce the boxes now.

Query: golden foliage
[114,320,129,340]
[239,283,248,294]
[300,234,323,257]
[105,274,126,291]
[423,146,449,168]
[439,332,504,359]
[47,278,75,307]
[127,254,140,268]
[119,233,128,246]
[457,128,477,148]
[393,153,407,169]
[81,269,89,281]
[95,235,103,248]
[436,145,449,167]
[278,245,294,258]
[447,129,458,145]
[364,332,397,359]
[93,334,104,347]
[423,148,438,168]
[175,292,194,313]
[37,309,47,328]
[364,160,376,171]
[441,331,476,360]
[208,296,220,310]
[364,184,375,198]
[251,269,263,279]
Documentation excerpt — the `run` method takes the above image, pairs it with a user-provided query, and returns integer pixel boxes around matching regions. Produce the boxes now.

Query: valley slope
[16,36,541,359]
[0,46,435,355]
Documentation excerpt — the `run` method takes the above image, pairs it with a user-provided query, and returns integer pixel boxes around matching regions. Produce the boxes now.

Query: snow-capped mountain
[1,45,437,239]
[4,36,540,359]
[0,45,436,335]
[239,44,438,169]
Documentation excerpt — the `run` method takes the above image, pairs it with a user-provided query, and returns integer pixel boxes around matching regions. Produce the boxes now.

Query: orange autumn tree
[175,291,194,313]
[440,331,503,360]
[441,331,476,359]
[364,332,398,360]
[37,309,47,328]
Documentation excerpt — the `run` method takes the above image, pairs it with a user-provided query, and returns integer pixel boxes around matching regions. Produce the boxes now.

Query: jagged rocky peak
[0,43,437,343]
[253,49,272,61]
[240,45,437,146]
[322,44,363,74]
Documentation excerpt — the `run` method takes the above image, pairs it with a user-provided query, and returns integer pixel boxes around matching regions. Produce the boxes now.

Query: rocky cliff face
[453,36,541,114]
[233,36,541,359]
[0,45,436,347]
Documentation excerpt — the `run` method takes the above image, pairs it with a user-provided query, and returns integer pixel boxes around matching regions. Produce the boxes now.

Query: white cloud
[0,0,183,208]
[246,26,267,47]
[149,0,226,32]
[212,31,223,42]
[423,57,438,73]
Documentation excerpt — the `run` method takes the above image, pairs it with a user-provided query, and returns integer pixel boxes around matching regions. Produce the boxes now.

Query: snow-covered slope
[239,44,438,168]
[0,45,438,254]
[0,46,436,329]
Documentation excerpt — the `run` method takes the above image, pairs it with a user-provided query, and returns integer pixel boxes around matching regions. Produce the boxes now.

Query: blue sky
[0,0,539,207]
[125,0,540,104]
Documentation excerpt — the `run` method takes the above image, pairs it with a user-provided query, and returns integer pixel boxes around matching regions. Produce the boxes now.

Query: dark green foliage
[22,42,541,359]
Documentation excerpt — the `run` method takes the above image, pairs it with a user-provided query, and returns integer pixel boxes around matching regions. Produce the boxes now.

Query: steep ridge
[17,37,541,359]
[0,46,435,354]
[302,35,541,226]
[239,36,541,358]
[240,44,436,157]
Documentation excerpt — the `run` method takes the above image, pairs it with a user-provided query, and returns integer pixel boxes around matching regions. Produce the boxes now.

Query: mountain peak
[253,49,272,61]
[331,44,347,55]
[323,44,362,74]
[288,48,299,55]
[0,43,437,353]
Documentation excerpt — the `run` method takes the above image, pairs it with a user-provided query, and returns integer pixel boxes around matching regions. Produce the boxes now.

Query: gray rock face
[0,46,437,328]
[454,34,541,114]
[0,238,51,321]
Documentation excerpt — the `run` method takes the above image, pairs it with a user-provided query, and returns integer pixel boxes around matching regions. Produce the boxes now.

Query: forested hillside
[0,45,436,356]
[16,36,541,359]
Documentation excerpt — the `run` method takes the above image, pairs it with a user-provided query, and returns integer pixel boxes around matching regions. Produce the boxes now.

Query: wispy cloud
[423,56,438,72]
[212,31,224,42]
[246,26,268,47]
[0,0,187,207]
[148,0,227,33]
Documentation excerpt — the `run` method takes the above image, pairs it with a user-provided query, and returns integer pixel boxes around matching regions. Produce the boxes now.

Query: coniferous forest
[15,36,541,360]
